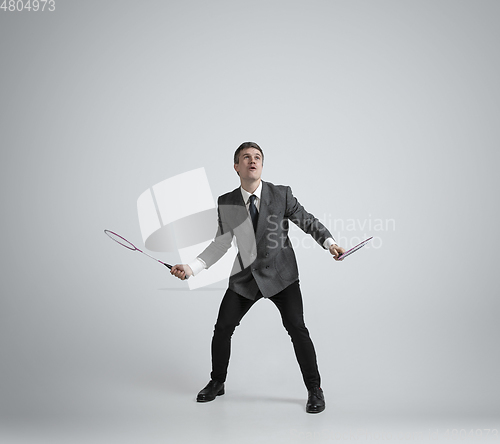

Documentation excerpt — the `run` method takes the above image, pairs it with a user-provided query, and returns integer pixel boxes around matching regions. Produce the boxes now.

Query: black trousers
[210,280,321,390]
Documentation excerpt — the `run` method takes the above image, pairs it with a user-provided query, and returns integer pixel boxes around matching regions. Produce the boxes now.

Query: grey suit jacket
[198,181,333,299]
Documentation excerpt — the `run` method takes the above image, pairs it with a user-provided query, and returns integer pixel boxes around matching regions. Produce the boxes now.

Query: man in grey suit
[171,142,345,413]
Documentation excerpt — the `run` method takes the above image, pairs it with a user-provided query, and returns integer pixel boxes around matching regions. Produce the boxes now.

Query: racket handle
[165,263,190,280]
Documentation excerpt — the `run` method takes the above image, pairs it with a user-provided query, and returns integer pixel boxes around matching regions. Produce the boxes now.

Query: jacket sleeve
[284,186,333,248]
[197,198,234,268]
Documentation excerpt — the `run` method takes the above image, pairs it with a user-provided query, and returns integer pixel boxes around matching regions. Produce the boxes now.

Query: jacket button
[266,265,269,269]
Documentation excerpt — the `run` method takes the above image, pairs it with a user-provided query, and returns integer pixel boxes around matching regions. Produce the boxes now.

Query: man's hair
[233,142,264,165]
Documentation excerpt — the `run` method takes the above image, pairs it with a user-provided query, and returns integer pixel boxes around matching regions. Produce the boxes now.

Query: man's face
[234,148,263,180]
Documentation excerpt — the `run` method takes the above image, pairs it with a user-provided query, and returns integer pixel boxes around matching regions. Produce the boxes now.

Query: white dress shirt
[240,180,262,213]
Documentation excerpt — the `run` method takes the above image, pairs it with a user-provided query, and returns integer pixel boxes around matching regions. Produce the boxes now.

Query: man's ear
[234,163,240,176]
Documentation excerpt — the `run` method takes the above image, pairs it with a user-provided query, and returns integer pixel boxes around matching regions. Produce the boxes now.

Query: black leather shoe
[196,380,225,402]
[306,387,325,413]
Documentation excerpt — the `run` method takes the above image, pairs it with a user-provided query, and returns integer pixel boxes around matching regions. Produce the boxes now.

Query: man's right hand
[170,264,193,280]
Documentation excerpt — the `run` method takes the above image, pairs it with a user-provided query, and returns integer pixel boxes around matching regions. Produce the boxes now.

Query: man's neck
[240,178,261,194]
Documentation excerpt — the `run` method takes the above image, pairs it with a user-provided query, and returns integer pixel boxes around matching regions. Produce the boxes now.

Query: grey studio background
[1,1,499,443]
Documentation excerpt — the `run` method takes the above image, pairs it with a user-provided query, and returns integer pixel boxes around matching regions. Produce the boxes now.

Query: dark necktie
[249,194,258,232]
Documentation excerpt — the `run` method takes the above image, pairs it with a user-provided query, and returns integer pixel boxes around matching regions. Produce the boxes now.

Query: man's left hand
[329,244,346,261]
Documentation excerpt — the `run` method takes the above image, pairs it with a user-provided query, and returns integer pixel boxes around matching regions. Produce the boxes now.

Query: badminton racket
[104,230,189,279]
[338,237,373,261]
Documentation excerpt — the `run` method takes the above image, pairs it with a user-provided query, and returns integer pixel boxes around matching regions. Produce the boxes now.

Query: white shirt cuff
[188,257,207,276]
[323,237,337,250]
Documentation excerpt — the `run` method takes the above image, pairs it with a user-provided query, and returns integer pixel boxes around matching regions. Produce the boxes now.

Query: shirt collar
[240,180,262,204]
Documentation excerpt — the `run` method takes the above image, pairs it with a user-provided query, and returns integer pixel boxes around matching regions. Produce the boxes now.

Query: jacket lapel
[226,187,245,206]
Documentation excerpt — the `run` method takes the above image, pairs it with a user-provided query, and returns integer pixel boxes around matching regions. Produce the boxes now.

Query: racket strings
[104,230,137,250]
